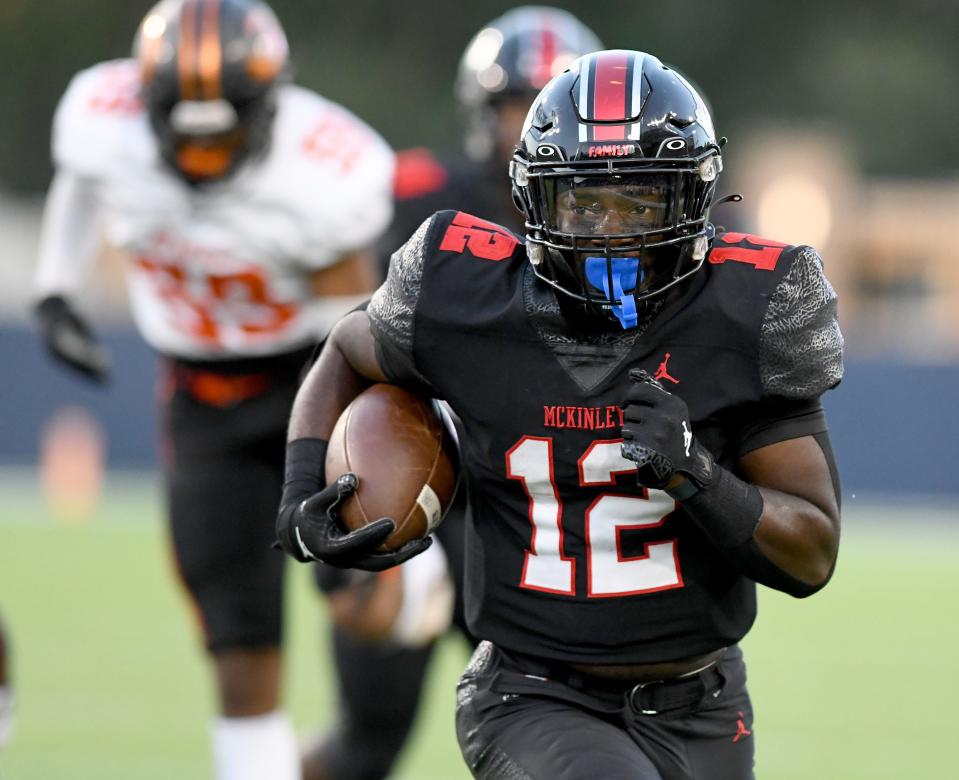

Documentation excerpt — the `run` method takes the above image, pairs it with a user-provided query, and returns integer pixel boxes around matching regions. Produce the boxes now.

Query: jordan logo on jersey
[654,352,679,384]
[733,712,752,743]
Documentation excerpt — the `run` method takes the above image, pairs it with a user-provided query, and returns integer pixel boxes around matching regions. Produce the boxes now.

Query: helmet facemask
[515,155,719,329]
[149,90,277,184]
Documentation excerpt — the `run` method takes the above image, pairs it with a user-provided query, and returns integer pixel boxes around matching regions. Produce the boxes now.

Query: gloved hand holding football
[283,472,431,572]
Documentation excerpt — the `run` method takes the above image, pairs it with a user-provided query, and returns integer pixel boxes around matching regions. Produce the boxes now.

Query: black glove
[34,295,110,383]
[620,369,714,494]
[276,439,432,572]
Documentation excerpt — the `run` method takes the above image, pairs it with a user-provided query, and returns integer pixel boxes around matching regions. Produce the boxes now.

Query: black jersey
[368,210,843,665]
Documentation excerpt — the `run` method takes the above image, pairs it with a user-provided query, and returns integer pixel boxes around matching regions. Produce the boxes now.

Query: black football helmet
[510,50,723,329]
[456,6,602,161]
[134,0,289,183]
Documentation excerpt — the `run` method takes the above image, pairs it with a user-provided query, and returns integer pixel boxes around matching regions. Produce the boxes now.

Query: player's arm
[738,431,839,589]
[276,218,439,571]
[275,309,422,571]
[33,169,110,382]
[290,308,386,443]
[622,379,839,597]
[622,244,843,597]
[672,402,841,597]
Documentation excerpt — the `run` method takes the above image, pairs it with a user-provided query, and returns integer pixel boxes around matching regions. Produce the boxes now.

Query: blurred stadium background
[1,0,958,777]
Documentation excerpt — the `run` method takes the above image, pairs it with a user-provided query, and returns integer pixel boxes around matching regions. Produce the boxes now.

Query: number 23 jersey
[51,59,394,358]
[369,210,843,664]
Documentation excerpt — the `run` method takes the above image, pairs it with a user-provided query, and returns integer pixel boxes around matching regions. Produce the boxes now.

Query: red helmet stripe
[591,51,628,140]
[532,23,557,88]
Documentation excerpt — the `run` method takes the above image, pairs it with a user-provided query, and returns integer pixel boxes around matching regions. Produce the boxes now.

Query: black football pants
[456,642,755,780]
[163,351,309,651]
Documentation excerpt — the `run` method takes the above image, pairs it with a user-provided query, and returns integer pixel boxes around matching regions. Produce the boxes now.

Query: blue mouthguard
[584,256,643,329]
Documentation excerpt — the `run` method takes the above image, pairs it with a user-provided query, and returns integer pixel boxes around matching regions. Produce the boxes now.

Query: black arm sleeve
[682,401,841,599]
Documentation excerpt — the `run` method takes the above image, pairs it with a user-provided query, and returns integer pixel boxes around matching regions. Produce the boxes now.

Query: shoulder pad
[369,215,439,353]
[759,244,844,399]
[52,59,154,178]
[256,85,395,266]
[394,148,449,200]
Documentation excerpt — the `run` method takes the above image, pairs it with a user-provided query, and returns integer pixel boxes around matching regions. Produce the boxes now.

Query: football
[325,384,458,551]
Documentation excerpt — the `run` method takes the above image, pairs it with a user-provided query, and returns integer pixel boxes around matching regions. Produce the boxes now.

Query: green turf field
[0,474,957,779]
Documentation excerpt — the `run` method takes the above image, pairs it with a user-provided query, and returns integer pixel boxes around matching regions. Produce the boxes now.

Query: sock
[0,685,14,747]
[212,710,301,780]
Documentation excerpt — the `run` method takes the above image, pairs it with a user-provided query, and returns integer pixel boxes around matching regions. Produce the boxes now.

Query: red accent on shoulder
[87,62,143,115]
[393,148,449,200]
[438,212,519,262]
[301,111,373,173]
[709,233,788,271]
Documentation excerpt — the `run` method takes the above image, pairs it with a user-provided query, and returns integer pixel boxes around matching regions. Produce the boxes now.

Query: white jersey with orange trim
[43,58,394,358]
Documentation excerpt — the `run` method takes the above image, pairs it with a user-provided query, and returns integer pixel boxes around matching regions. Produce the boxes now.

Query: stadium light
[756,174,833,248]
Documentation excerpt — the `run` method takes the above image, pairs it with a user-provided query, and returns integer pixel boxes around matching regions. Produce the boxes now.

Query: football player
[32,2,399,778]
[0,613,13,749]
[277,50,843,780]
[297,11,604,778]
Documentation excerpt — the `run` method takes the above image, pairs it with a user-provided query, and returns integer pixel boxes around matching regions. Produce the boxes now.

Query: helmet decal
[574,51,648,142]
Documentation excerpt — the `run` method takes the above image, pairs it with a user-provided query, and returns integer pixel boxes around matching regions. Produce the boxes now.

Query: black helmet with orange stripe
[510,50,723,329]
[134,0,289,183]
[456,7,602,162]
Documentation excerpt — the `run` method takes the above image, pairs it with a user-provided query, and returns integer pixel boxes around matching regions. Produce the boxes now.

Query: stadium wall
[1,326,957,498]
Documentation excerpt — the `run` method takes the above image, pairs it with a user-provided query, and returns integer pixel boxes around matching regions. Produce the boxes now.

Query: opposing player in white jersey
[33,1,451,778]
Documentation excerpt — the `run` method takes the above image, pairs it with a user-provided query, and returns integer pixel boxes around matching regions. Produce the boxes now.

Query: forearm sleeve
[680,465,825,598]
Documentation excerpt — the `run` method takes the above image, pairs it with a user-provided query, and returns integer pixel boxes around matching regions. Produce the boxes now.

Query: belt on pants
[500,648,727,718]
[173,365,273,408]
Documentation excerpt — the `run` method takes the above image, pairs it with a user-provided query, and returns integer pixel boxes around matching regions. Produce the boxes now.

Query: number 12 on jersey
[506,436,684,598]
